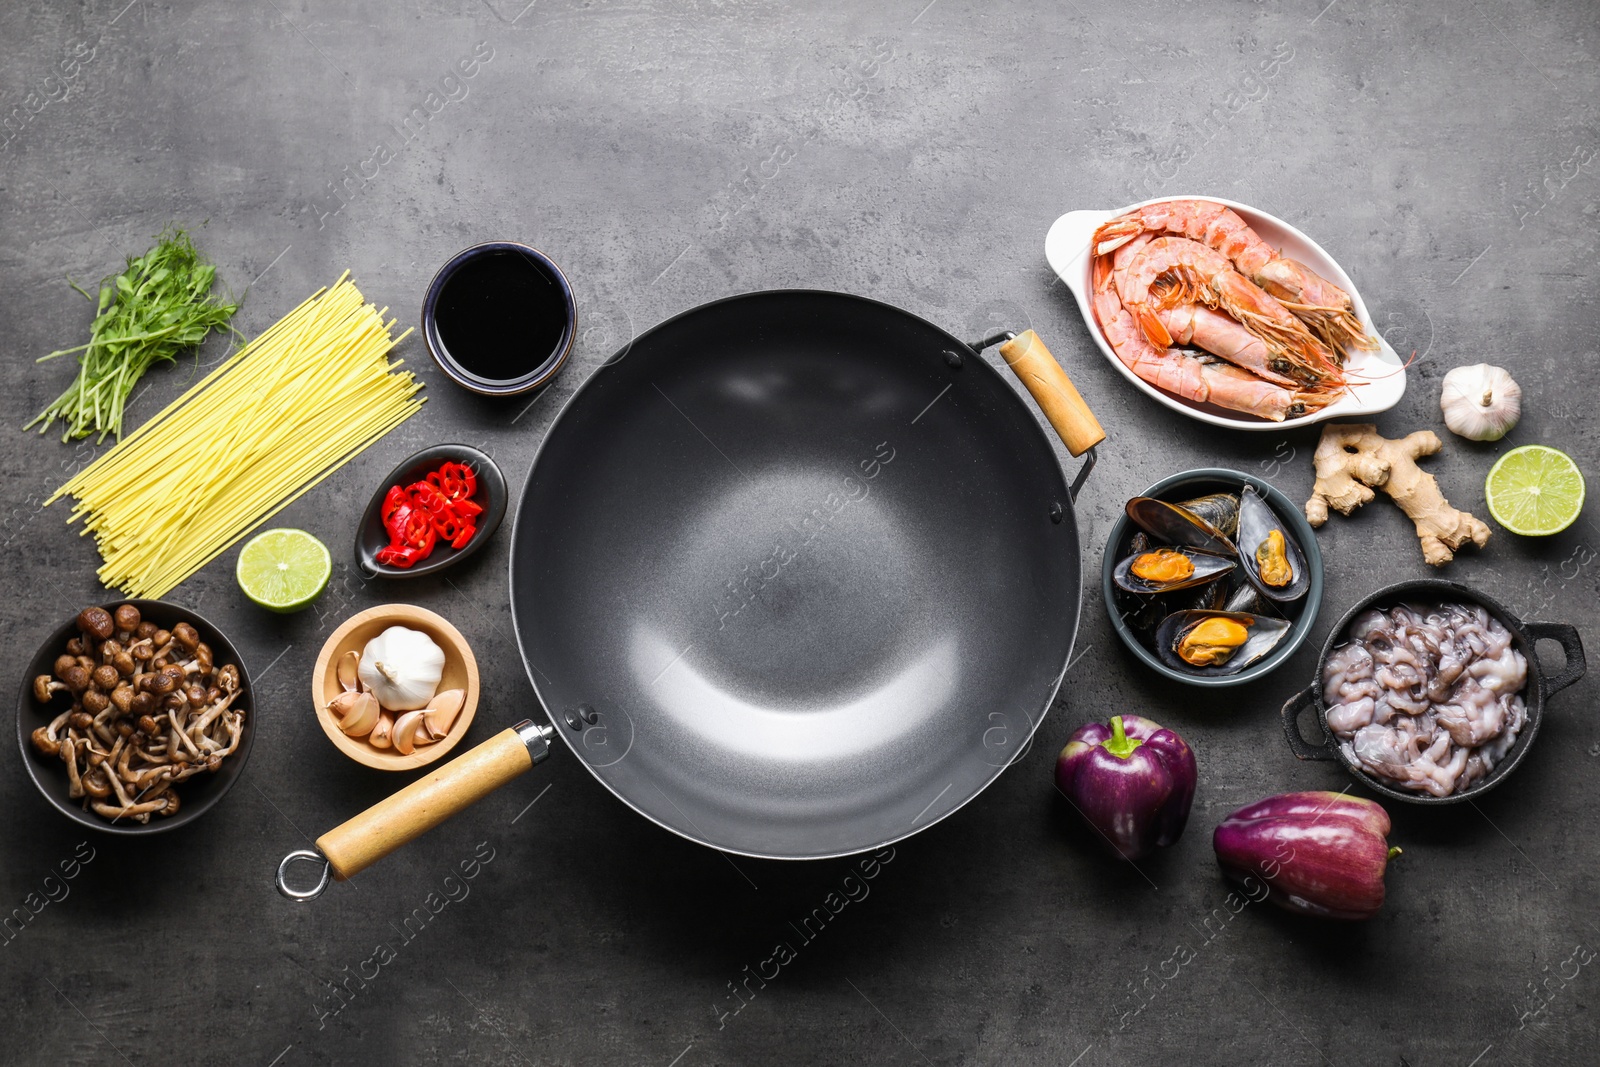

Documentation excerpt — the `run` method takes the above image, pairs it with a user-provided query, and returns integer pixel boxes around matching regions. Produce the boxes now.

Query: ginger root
[1305,423,1491,566]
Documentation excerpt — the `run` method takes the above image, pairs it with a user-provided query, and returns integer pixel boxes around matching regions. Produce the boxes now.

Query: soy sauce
[434,250,567,382]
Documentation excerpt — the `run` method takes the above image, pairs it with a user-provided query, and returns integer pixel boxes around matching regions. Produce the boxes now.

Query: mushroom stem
[61,736,83,799]
[91,796,172,820]
[187,690,240,739]
[168,712,203,760]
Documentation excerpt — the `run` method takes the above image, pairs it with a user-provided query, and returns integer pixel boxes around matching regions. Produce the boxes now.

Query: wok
[279,290,1104,898]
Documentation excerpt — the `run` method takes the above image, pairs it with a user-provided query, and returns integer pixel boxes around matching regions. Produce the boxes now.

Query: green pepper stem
[1102,715,1142,759]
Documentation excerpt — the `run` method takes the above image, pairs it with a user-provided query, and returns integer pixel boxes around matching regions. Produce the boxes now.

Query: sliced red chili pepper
[383,500,415,543]
[427,462,476,502]
[381,485,410,522]
[376,543,425,568]
[375,460,482,567]
[401,510,436,552]
[455,463,477,498]
[408,480,450,514]
[431,509,464,542]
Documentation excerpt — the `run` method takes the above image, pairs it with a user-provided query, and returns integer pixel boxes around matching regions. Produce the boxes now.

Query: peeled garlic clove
[369,711,395,749]
[336,692,380,737]
[423,689,466,740]
[336,650,361,693]
[392,710,428,755]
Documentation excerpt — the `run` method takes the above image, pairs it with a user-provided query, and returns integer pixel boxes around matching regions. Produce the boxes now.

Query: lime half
[1485,445,1586,536]
[237,528,331,611]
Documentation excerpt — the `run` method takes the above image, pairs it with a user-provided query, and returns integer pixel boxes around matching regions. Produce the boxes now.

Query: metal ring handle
[1280,686,1337,761]
[1525,622,1587,697]
[276,849,333,901]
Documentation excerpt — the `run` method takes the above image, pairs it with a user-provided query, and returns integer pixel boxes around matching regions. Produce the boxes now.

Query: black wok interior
[510,291,1082,857]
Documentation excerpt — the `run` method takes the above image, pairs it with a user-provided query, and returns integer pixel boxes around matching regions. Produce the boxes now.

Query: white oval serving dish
[1046,196,1406,431]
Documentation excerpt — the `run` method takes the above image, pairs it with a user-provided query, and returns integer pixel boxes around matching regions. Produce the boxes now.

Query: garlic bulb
[358,626,445,710]
[1440,364,1521,441]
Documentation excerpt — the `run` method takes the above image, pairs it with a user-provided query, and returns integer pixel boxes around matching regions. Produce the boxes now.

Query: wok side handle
[276,721,554,900]
[1526,622,1587,697]
[1281,686,1337,761]
[996,330,1106,458]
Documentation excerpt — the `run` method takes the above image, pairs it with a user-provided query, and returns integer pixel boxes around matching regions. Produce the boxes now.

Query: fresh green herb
[27,228,239,442]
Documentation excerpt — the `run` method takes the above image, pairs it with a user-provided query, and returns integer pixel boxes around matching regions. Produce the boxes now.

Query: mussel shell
[1126,497,1238,557]
[1173,492,1240,538]
[1221,581,1283,617]
[1235,485,1309,603]
[1115,588,1171,638]
[1222,583,1261,615]
[1113,547,1235,595]
[1154,610,1293,677]
[1188,577,1229,612]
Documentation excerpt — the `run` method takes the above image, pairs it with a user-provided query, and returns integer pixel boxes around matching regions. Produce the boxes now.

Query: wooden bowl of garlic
[312,604,479,771]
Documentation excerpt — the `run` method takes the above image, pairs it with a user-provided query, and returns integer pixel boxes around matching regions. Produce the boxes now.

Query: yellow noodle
[50,276,424,598]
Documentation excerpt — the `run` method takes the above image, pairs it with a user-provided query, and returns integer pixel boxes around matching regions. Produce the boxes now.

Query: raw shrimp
[1092,199,1375,355]
[1115,231,1301,386]
[1090,255,1327,421]
[1114,237,1344,388]
[1153,303,1298,387]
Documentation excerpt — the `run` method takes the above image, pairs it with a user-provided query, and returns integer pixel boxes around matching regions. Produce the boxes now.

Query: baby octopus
[1321,602,1526,797]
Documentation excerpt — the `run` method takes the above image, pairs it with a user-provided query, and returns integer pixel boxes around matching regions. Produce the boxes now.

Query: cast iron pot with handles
[1281,578,1586,804]
[278,290,1107,899]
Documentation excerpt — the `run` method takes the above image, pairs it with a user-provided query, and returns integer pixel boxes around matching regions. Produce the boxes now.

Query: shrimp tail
[1092,218,1144,257]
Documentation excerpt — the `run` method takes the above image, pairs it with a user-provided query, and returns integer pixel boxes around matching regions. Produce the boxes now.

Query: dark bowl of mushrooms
[16,600,254,834]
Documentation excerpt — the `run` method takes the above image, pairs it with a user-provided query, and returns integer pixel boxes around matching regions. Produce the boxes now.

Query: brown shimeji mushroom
[113,604,141,635]
[30,709,72,757]
[172,622,199,652]
[30,605,249,822]
[77,606,114,641]
[61,664,90,694]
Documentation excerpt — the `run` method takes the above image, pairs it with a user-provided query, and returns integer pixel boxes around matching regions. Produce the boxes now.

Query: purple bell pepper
[1212,791,1399,921]
[1055,714,1196,861]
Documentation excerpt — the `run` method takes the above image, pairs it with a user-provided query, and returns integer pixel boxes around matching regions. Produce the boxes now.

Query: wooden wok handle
[315,723,551,883]
[997,330,1105,457]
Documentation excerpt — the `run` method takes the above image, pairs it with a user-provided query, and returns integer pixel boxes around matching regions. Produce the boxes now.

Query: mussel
[1188,577,1229,613]
[1126,497,1237,557]
[1155,610,1292,676]
[1113,546,1234,595]
[1116,588,1171,638]
[1174,492,1240,538]
[1222,582,1276,616]
[1235,486,1309,603]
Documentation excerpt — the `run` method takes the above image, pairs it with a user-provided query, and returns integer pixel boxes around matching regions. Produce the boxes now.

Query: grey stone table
[3,2,1596,1064]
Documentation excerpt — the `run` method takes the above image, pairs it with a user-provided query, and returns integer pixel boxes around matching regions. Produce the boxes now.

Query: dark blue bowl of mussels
[1101,468,1324,687]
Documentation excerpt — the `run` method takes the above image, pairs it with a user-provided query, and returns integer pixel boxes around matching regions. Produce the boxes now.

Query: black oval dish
[17,599,255,835]
[355,444,508,579]
[422,241,576,396]
[1281,578,1586,804]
